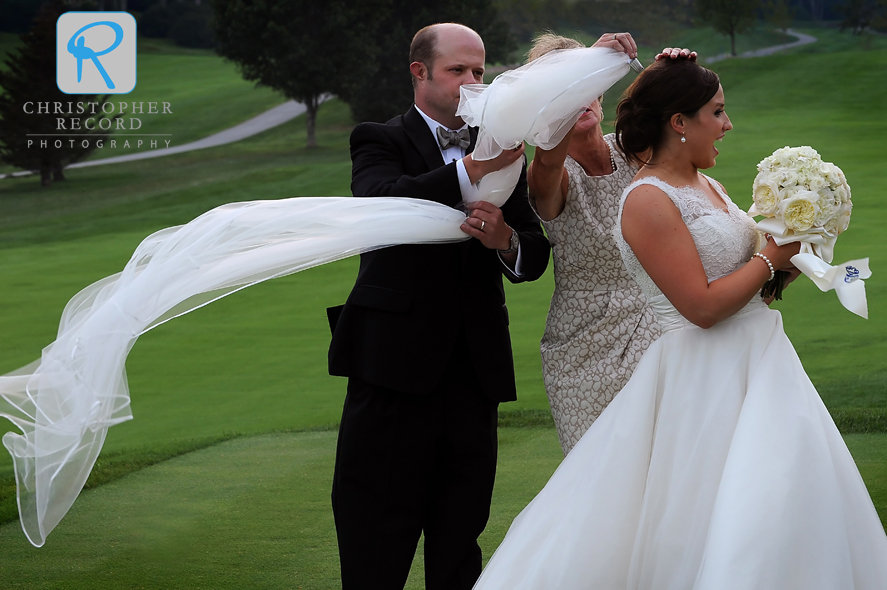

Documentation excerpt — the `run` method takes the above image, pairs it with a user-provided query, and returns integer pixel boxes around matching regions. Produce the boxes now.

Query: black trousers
[331,353,499,590]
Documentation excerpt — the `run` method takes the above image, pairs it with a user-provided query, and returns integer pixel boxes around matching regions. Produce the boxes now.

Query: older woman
[528,33,694,454]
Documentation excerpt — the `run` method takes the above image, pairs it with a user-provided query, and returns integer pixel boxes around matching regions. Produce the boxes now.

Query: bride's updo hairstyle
[616,59,720,165]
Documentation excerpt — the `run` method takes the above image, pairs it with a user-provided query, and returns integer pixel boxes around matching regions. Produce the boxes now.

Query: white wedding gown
[473,176,887,589]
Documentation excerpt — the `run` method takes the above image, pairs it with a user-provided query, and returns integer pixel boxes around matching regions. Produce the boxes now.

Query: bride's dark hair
[616,59,720,165]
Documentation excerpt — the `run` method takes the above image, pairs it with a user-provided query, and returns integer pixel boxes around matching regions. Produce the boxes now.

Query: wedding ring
[613,33,618,41]
[480,220,486,231]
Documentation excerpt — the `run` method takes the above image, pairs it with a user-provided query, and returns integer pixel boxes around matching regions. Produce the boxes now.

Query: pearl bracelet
[752,252,775,281]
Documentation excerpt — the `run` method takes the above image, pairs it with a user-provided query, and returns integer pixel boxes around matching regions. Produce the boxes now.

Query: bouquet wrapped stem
[761,269,789,301]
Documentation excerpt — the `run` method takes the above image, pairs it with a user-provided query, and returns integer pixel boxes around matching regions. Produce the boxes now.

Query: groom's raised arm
[350,122,463,208]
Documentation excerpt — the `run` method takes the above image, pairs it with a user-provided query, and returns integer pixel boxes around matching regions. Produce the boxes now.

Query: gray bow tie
[436,126,470,150]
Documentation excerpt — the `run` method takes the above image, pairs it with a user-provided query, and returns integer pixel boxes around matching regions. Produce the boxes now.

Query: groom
[328,22,550,590]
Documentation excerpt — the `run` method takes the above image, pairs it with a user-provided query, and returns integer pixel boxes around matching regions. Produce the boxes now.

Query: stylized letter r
[66,21,124,90]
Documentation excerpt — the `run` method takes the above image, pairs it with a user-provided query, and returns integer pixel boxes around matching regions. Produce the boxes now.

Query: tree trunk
[730,29,737,56]
[52,163,66,182]
[305,94,319,149]
[40,165,52,187]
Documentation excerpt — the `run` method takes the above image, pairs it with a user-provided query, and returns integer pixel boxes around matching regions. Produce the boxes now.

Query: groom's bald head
[409,23,484,88]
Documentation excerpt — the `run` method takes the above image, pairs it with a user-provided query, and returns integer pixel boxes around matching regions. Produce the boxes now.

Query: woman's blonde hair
[526,32,584,63]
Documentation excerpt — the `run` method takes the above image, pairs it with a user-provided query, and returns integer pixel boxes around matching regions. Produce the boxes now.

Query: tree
[0,0,119,186]
[696,0,758,56]
[212,0,380,148]
[493,0,568,43]
[765,0,796,32]
[839,0,886,33]
[337,0,516,124]
[805,0,827,20]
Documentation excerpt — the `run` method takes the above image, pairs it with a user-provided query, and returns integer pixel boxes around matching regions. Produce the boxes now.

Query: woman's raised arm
[527,126,574,220]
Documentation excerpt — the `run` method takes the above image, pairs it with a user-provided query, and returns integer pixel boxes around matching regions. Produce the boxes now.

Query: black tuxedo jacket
[328,105,550,402]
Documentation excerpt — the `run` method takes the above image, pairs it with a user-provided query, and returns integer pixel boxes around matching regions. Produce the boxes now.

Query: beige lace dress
[532,133,661,455]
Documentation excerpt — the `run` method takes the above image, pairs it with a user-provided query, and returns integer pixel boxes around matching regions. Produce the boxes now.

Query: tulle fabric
[458,47,632,207]
[0,197,468,547]
[474,302,887,589]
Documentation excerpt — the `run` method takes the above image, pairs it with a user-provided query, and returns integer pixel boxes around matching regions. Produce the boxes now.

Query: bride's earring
[680,133,686,143]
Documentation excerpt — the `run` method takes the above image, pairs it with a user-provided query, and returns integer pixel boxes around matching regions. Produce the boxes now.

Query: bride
[473,57,887,588]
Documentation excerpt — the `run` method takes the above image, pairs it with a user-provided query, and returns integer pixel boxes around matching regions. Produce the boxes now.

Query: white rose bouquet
[749,146,870,317]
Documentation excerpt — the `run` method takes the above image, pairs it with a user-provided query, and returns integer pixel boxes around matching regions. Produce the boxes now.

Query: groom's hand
[463,143,525,185]
[462,201,513,251]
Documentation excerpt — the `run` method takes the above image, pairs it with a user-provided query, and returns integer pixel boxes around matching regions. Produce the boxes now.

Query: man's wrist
[463,154,483,185]
[498,229,519,254]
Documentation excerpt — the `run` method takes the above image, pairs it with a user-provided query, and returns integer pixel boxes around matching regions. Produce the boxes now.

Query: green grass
[107,57,282,153]
[0,429,883,588]
[106,37,286,154]
[0,429,565,589]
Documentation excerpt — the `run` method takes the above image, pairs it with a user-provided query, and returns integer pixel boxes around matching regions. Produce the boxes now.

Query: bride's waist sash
[648,294,767,333]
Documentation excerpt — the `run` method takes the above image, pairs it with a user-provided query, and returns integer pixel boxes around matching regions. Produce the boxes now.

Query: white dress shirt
[414,105,523,275]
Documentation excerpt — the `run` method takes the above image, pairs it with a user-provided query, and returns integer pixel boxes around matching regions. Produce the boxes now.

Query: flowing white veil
[0,47,635,546]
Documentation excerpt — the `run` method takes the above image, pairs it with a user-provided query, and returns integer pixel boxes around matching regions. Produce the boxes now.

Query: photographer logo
[57,12,136,94]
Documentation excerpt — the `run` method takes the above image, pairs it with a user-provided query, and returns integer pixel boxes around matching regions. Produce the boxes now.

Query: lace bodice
[616,175,759,301]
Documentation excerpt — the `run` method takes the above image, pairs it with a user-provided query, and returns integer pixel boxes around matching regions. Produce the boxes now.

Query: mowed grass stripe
[0,428,564,589]
[0,429,883,589]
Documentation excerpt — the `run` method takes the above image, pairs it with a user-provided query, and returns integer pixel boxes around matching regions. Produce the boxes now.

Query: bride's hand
[760,237,801,270]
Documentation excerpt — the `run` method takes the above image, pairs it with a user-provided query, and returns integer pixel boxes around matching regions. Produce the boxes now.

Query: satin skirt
[475,305,887,589]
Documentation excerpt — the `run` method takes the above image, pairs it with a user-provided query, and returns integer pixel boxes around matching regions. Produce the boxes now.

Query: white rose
[753,175,781,215]
[813,189,838,227]
[807,174,826,191]
[778,190,819,232]
[834,181,852,204]
[771,147,793,168]
[779,168,800,188]
[825,201,852,234]
[796,146,819,160]
[803,162,821,179]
